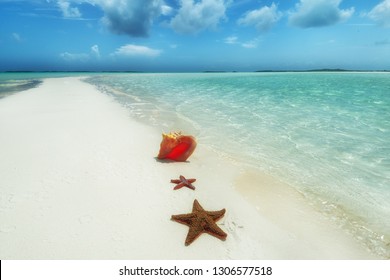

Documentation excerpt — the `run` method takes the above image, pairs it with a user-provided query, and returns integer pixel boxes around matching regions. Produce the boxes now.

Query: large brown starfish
[170,175,196,190]
[171,199,227,246]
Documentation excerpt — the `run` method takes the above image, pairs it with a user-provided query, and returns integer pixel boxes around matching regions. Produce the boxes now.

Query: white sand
[0,77,377,259]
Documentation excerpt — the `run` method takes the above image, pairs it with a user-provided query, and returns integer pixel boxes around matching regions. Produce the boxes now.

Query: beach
[0,77,378,259]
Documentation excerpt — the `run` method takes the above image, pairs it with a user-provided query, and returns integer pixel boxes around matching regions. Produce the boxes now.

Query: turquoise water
[87,72,390,258]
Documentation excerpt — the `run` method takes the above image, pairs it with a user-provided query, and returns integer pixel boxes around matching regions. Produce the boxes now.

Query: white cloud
[60,52,89,62]
[241,39,258,49]
[161,4,173,16]
[170,0,228,34]
[60,44,100,62]
[238,3,282,32]
[223,35,260,48]
[367,0,390,27]
[12,32,22,42]
[55,0,231,36]
[288,0,354,28]
[58,0,81,18]
[91,44,100,58]
[95,0,165,37]
[224,36,238,44]
[57,0,168,36]
[112,44,162,57]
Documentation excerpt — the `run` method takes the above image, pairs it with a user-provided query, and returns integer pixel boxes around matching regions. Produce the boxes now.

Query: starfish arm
[205,225,227,241]
[171,213,196,226]
[173,182,185,190]
[187,184,196,190]
[205,209,226,221]
[187,179,196,183]
[203,215,227,240]
[185,224,203,246]
[171,179,182,184]
[192,199,205,212]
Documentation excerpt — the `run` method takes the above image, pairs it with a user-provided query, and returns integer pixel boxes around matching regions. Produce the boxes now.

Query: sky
[0,0,389,72]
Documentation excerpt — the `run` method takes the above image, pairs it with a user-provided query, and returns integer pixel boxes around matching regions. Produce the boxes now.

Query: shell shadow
[154,157,191,164]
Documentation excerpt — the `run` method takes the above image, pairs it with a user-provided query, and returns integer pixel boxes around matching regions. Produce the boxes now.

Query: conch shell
[157,132,197,162]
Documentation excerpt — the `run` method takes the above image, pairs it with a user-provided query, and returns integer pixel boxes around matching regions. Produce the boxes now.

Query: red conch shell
[157,132,197,162]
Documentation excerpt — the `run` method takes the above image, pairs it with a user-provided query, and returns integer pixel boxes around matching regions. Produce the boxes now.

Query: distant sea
[1,72,389,258]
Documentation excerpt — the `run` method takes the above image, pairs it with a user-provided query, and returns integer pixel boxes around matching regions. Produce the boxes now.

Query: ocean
[1,71,389,257]
[87,72,390,258]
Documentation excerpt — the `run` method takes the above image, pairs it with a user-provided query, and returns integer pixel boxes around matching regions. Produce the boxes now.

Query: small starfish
[171,199,227,246]
[170,175,196,190]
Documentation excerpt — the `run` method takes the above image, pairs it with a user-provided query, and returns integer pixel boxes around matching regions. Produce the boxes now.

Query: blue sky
[0,0,389,71]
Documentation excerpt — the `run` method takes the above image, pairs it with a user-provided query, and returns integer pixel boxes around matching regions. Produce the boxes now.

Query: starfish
[170,175,196,190]
[171,199,227,246]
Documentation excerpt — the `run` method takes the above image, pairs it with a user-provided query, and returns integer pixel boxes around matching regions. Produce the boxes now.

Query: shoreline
[0,77,378,259]
[0,80,42,99]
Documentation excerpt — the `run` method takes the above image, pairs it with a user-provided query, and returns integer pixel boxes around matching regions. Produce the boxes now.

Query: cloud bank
[170,0,227,34]
[367,0,390,28]
[55,0,228,36]
[224,36,238,44]
[53,0,363,37]
[223,35,260,49]
[58,0,81,18]
[96,0,164,37]
[56,0,166,36]
[60,45,100,62]
[289,0,354,28]
[112,44,161,57]
[238,3,282,32]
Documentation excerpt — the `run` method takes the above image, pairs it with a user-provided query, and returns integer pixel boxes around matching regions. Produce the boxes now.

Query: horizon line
[2,68,390,74]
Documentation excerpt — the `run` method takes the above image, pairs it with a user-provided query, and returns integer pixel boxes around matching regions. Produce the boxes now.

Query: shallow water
[0,72,97,97]
[87,72,390,258]
[0,79,42,98]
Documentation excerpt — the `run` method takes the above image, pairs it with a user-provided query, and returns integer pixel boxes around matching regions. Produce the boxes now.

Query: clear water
[87,72,390,258]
